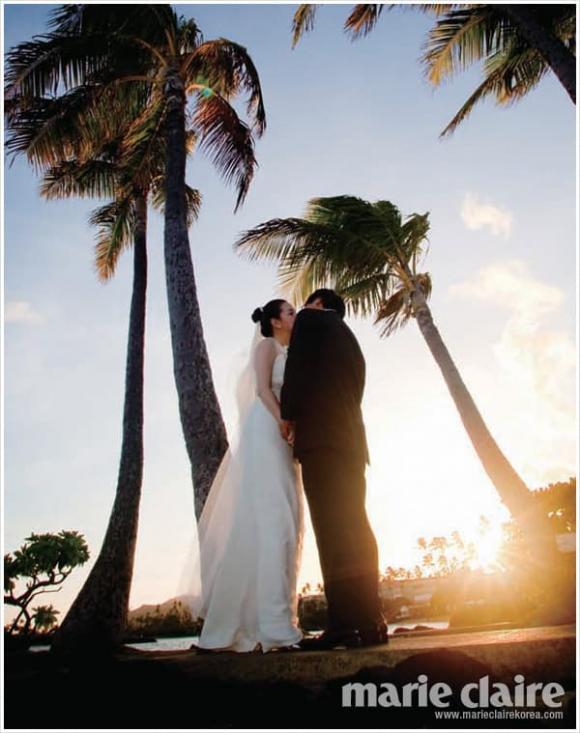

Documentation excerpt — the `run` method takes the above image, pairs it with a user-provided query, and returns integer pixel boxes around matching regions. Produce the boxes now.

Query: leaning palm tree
[6,56,201,652]
[6,4,266,516]
[292,4,576,135]
[235,195,560,571]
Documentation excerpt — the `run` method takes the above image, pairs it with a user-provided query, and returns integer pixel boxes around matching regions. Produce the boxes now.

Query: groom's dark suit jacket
[280,308,369,464]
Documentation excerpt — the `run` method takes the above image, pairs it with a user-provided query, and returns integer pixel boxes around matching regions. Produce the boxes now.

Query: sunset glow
[4,4,575,619]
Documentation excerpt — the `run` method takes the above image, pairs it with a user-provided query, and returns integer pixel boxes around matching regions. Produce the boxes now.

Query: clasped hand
[279,419,295,446]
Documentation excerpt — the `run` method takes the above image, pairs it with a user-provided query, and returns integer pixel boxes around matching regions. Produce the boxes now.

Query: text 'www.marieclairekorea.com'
[433,709,564,722]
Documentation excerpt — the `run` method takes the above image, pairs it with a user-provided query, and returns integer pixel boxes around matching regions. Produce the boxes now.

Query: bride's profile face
[272,301,296,334]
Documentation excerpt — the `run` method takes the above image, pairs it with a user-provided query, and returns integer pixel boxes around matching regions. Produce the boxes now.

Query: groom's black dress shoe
[298,629,362,651]
[358,621,389,646]
[297,623,388,651]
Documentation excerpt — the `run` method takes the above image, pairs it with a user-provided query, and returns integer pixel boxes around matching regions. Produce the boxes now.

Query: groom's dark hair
[305,289,346,319]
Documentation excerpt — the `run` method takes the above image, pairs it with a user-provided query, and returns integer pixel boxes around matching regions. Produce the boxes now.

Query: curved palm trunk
[52,196,148,657]
[408,286,559,569]
[163,69,229,519]
[498,4,576,103]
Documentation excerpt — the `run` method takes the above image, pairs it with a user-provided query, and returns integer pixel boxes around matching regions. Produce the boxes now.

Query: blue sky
[3,2,576,617]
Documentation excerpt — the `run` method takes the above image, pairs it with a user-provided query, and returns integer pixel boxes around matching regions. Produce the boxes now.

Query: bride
[180,299,304,653]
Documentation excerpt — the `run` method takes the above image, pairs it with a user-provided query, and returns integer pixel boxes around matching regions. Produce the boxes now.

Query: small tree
[532,477,576,534]
[4,531,89,635]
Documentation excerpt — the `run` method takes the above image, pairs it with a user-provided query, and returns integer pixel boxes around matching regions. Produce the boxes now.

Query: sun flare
[472,525,504,570]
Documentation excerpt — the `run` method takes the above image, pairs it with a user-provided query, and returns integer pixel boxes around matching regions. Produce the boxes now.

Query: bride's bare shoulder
[255,337,277,356]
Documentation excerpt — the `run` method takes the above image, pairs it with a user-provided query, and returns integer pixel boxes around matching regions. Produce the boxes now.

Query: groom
[280,289,388,649]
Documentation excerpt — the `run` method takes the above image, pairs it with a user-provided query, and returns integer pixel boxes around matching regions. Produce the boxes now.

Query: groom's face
[304,298,324,310]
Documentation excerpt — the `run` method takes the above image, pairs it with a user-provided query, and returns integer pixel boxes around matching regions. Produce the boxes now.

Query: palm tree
[32,605,60,633]
[423,4,576,135]
[292,4,576,135]
[6,72,204,652]
[5,4,266,517]
[234,195,560,571]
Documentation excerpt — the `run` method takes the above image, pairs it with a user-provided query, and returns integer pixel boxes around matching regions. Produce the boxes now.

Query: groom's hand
[280,419,295,444]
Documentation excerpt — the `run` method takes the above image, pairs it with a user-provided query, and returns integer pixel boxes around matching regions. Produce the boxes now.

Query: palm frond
[47,4,83,34]
[5,90,94,168]
[416,5,465,16]
[151,178,201,226]
[90,197,135,281]
[486,43,548,104]
[374,285,413,337]
[184,185,202,226]
[344,5,388,40]
[186,39,266,135]
[277,257,336,306]
[48,3,175,48]
[376,271,432,337]
[5,78,150,169]
[306,196,401,269]
[553,9,576,51]
[422,6,504,86]
[118,95,168,192]
[40,159,117,200]
[235,217,341,264]
[415,272,433,300]
[275,245,391,310]
[292,5,318,48]
[177,17,204,54]
[192,91,257,212]
[306,195,376,238]
[438,43,547,137]
[184,126,198,156]
[5,32,119,100]
[335,271,393,318]
[305,194,377,228]
[400,212,430,267]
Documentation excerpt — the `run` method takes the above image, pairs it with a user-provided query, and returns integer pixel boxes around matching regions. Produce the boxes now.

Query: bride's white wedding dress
[180,336,304,652]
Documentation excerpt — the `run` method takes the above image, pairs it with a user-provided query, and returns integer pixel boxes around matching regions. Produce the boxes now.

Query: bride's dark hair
[251,299,285,338]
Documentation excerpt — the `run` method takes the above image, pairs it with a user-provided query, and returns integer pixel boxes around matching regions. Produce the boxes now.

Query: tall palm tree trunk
[163,68,229,520]
[498,4,576,103]
[408,286,560,568]
[52,195,148,657]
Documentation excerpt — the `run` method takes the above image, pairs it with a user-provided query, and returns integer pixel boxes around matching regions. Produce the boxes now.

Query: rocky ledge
[4,624,576,729]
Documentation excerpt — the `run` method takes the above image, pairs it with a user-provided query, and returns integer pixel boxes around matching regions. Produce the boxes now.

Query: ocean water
[29,620,449,654]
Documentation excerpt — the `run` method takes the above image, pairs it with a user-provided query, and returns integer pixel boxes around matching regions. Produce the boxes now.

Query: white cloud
[4,301,44,325]
[450,260,576,485]
[461,192,513,238]
[450,259,564,325]
[450,260,575,408]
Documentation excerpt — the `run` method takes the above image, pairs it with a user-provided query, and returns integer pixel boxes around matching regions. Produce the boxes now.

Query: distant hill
[128,595,195,620]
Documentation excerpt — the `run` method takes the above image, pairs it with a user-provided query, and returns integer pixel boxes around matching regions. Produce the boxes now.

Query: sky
[3,2,577,620]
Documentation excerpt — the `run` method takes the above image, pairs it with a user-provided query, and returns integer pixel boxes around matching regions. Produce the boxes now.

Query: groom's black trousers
[299,447,384,632]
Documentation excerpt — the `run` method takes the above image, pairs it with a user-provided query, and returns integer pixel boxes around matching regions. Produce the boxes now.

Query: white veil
[175,325,264,618]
